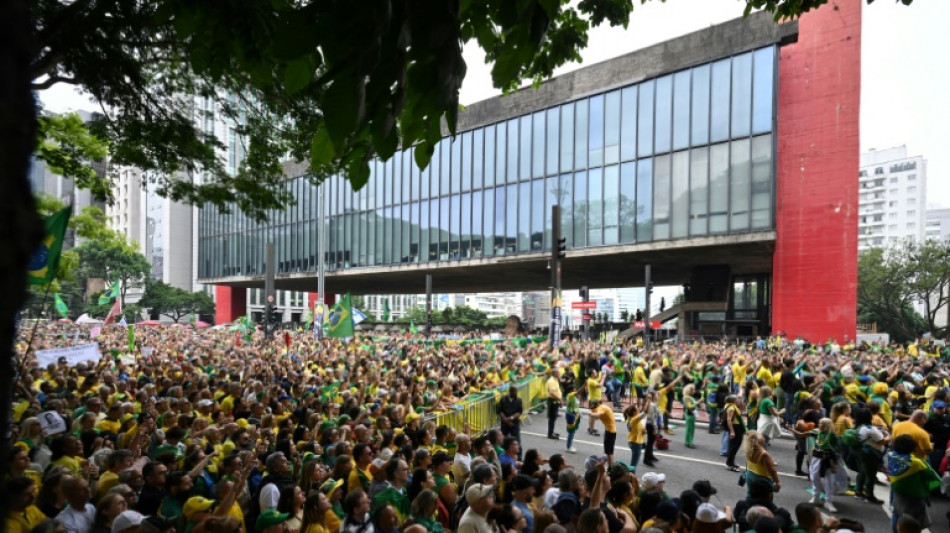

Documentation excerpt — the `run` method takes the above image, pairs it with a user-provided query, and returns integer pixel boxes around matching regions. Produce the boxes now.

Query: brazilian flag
[327,293,354,338]
[28,206,71,285]
[53,293,69,318]
[99,281,120,305]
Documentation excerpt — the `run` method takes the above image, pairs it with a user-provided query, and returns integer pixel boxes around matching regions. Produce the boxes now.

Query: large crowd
[5,322,950,533]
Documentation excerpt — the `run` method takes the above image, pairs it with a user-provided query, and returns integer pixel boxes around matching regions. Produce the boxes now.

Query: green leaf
[283,57,314,94]
[310,126,336,167]
[323,74,360,152]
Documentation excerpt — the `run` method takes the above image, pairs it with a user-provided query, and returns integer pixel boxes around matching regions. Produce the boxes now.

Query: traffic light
[648,281,654,294]
[556,237,566,259]
[579,286,588,300]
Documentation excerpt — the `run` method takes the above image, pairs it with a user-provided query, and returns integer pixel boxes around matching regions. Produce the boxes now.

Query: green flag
[410,319,418,335]
[327,293,354,338]
[383,298,391,322]
[128,324,136,351]
[53,293,69,318]
[28,206,71,285]
[98,281,120,305]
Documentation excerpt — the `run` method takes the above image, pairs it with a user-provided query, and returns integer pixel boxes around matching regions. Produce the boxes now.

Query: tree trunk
[0,0,45,487]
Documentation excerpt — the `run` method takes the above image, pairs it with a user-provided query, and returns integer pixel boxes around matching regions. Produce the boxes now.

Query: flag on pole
[99,281,120,305]
[103,298,122,325]
[410,319,418,335]
[327,293,354,338]
[383,299,391,322]
[353,308,367,326]
[303,309,313,329]
[28,206,71,285]
[53,293,69,318]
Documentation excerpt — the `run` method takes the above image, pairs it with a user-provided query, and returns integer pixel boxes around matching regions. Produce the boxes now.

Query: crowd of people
[4,322,950,533]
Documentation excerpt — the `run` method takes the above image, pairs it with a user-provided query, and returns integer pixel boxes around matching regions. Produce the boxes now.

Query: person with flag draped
[887,433,942,531]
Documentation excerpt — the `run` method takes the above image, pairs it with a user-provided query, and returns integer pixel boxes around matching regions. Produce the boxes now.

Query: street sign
[633,321,662,329]
[571,301,597,309]
[582,313,592,321]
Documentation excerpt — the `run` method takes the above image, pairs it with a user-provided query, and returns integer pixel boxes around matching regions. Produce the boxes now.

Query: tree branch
[31,74,78,90]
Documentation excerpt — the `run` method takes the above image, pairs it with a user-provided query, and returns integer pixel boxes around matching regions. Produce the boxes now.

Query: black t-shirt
[499,396,523,418]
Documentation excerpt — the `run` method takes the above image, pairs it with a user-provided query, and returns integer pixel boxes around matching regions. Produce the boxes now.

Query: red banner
[571,301,597,309]
[633,321,662,329]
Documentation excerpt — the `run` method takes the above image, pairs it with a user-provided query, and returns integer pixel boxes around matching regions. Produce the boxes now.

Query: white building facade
[858,146,927,250]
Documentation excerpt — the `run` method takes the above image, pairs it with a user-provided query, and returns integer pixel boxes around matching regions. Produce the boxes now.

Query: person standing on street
[589,400,617,467]
[499,383,524,461]
[724,395,746,472]
[546,368,563,440]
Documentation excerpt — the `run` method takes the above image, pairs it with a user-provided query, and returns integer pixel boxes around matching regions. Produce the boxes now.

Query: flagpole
[16,282,53,379]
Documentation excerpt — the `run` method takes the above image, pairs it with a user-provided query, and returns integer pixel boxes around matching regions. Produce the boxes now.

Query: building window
[908,186,917,193]
[874,167,884,175]
[890,177,898,184]
[908,210,917,218]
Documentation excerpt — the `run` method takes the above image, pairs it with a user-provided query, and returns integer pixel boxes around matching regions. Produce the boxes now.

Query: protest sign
[35,343,101,367]
[38,410,67,436]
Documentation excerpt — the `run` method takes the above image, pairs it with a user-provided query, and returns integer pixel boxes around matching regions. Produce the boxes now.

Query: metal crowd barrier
[425,374,547,435]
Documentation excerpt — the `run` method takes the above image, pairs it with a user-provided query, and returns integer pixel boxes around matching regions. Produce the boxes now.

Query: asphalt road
[514,411,950,533]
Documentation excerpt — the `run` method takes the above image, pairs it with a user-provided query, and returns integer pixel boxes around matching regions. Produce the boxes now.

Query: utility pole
[550,206,566,349]
[644,264,652,345]
[317,183,326,309]
[579,285,590,341]
[425,274,433,338]
[264,242,275,337]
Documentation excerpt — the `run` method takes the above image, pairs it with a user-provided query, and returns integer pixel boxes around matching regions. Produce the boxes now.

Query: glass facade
[199,46,777,280]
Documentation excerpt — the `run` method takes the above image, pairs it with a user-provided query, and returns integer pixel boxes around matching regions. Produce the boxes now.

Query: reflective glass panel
[508,118,519,183]
[520,115,532,180]
[589,94,604,167]
[560,103,575,172]
[473,129,484,190]
[654,75,672,154]
[652,155,671,240]
[689,147,709,236]
[588,167,603,246]
[461,131,472,192]
[545,176,558,249]
[636,158,653,241]
[507,184,519,252]
[731,53,752,138]
[450,194,461,257]
[559,174,573,247]
[485,125,496,187]
[710,59,730,143]
[620,86,637,161]
[620,162,636,243]
[472,191,484,256]
[461,193,471,258]
[637,81,654,158]
[671,150,689,239]
[451,135,461,194]
[533,111,545,178]
[673,70,691,151]
[573,171,587,247]
[752,47,774,135]
[751,134,772,228]
[546,107,559,176]
[531,179,545,251]
[604,165,619,245]
[709,143,729,232]
[494,187,506,255]
[605,91,620,164]
[730,138,751,230]
[496,121,507,184]
[518,181,531,251]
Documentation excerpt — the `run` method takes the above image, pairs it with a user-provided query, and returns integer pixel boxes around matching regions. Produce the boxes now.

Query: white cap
[112,510,145,533]
[640,472,666,489]
[695,503,727,524]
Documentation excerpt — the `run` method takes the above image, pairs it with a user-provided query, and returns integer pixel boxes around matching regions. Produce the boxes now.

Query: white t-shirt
[457,507,497,533]
[543,487,561,510]
[453,453,472,485]
[57,503,96,533]
[857,425,886,451]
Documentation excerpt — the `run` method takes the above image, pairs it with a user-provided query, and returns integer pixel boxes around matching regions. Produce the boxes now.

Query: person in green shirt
[682,384,699,449]
[409,489,444,533]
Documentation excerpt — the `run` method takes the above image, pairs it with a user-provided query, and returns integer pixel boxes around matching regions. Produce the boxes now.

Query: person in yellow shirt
[755,360,776,390]
[623,399,648,472]
[589,400,618,466]
[586,370,605,435]
[4,477,47,533]
[632,362,649,402]
[892,411,933,460]
[545,367,563,440]
[731,357,751,395]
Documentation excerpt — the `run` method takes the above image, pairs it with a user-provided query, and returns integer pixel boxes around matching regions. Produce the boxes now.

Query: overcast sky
[40,0,947,206]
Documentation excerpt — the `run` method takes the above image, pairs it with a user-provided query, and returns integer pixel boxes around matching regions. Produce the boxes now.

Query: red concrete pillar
[307,293,336,308]
[773,0,860,343]
[214,286,247,324]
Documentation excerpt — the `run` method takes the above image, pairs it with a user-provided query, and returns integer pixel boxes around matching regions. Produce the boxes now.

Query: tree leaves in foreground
[30,0,913,222]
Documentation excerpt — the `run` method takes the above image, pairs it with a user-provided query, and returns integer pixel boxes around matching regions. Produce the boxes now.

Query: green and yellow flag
[53,293,69,318]
[327,293,354,338]
[28,206,71,285]
[99,281,120,305]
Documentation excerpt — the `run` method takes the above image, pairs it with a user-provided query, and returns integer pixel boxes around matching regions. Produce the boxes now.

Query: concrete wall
[773,0,861,342]
[215,285,247,324]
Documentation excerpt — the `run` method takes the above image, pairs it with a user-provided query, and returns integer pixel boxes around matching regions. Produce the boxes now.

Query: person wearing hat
[638,472,669,502]
[321,478,346,531]
[691,480,717,503]
[641,499,681,531]
[693,503,732,533]
[183,496,216,533]
[457,483,495,533]
[111,509,145,533]
[257,509,292,533]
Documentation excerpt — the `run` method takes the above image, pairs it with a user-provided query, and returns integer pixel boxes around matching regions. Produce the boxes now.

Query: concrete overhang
[202,230,775,295]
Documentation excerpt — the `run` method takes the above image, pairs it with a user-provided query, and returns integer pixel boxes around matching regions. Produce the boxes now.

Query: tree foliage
[73,238,151,307]
[138,279,215,322]
[857,240,950,341]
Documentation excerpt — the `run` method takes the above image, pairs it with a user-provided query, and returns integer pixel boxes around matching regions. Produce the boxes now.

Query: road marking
[522,429,804,479]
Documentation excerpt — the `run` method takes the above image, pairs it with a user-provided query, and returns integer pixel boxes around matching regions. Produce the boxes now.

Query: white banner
[35,343,101,367]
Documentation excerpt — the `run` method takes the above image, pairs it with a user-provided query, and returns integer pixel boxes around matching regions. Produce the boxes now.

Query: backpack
[449,494,469,530]
[841,428,863,451]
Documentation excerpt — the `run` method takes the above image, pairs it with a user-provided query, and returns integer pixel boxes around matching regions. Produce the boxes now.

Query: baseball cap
[692,480,717,498]
[933,400,946,410]
[465,483,495,502]
[405,411,421,423]
[256,509,291,531]
[584,454,608,472]
[613,461,637,473]
[695,503,727,523]
[183,496,215,519]
[369,458,385,475]
[432,451,453,466]
[111,510,144,533]
[321,478,344,497]
[656,499,681,522]
[137,516,175,533]
[640,472,666,489]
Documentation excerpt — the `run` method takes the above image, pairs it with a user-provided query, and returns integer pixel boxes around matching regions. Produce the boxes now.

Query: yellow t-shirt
[97,470,120,499]
[323,509,341,533]
[591,404,616,433]
[732,363,748,385]
[833,416,853,436]
[844,383,866,404]
[633,367,648,387]
[5,506,47,533]
[626,414,644,444]
[96,418,122,435]
[223,503,246,533]
[923,386,939,412]
[756,367,775,389]
[587,378,602,402]
[52,455,82,476]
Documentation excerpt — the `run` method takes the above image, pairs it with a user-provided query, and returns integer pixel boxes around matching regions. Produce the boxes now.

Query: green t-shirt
[758,397,775,416]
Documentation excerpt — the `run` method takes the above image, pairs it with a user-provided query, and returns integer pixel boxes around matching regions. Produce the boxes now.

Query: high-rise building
[858,146,927,250]
[925,207,950,241]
